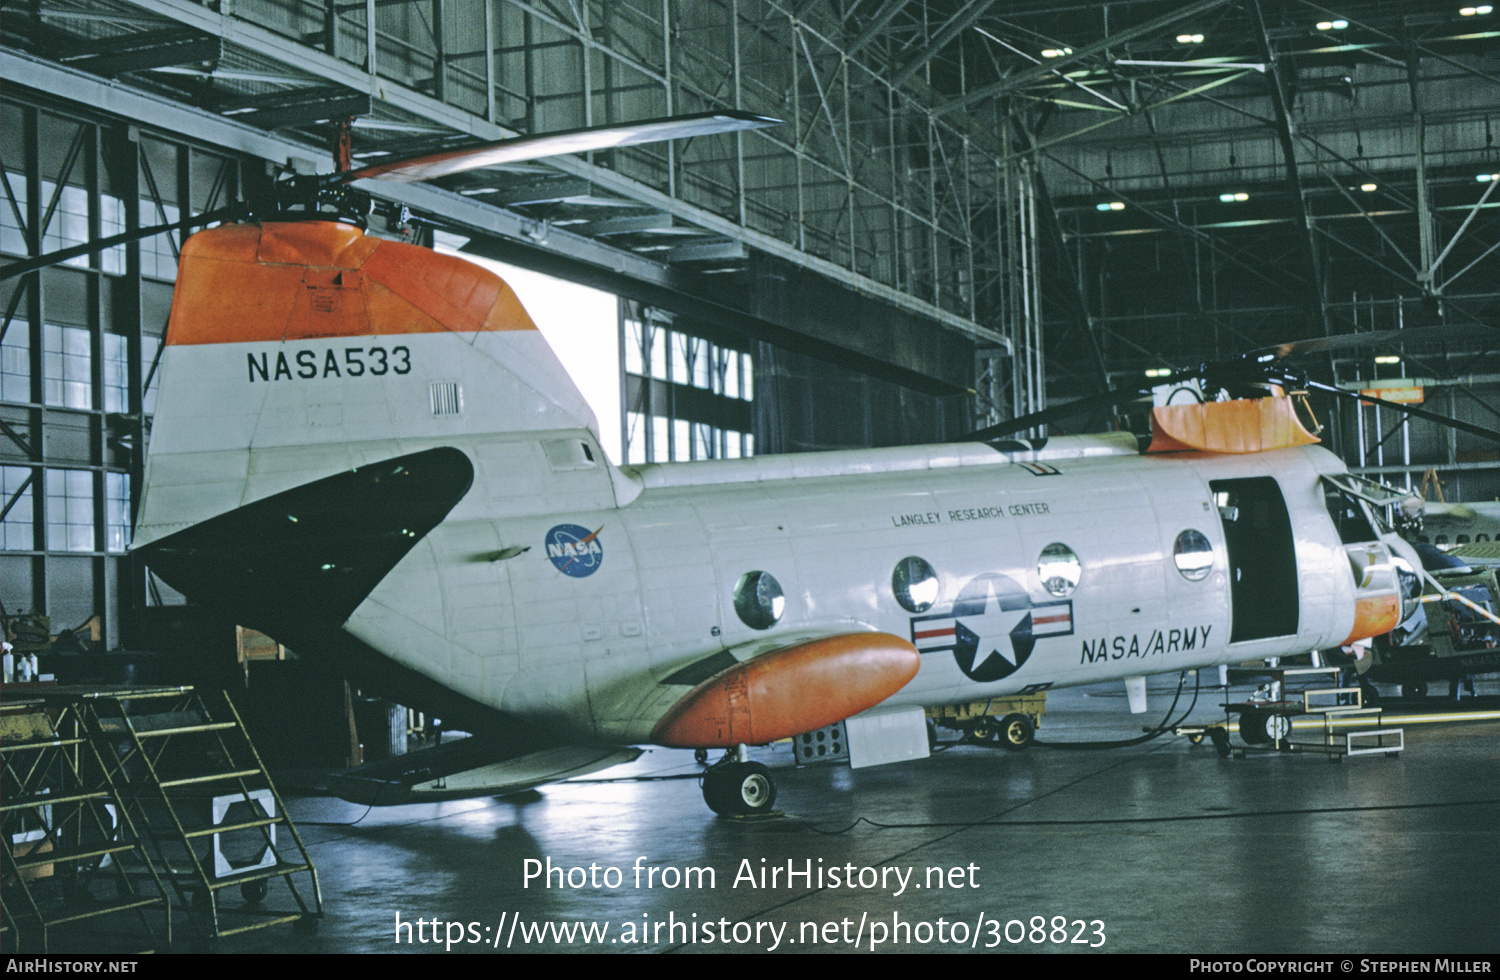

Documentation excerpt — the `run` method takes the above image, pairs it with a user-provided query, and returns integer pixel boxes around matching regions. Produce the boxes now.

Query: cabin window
[1173,530,1214,581]
[1458,535,1471,544]
[891,556,939,612]
[733,571,784,630]
[1480,535,1490,543]
[1037,543,1081,598]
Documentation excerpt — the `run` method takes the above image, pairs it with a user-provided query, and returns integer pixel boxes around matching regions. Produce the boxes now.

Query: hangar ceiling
[4,0,1500,418]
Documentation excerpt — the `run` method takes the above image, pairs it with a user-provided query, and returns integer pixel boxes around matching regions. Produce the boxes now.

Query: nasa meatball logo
[545,524,604,578]
[909,573,1073,683]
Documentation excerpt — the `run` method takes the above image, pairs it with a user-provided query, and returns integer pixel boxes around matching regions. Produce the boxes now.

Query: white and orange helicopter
[18,114,1492,815]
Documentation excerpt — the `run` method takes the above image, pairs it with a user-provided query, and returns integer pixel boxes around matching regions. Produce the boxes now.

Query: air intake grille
[430,382,462,416]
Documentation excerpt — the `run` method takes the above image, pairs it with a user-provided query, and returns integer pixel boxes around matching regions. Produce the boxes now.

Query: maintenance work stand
[1177,664,1404,761]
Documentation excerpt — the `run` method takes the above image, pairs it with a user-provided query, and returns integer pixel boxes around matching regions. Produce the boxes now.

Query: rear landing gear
[702,759,777,816]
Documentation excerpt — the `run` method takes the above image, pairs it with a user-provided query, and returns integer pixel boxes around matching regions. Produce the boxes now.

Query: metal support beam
[1252,0,1329,337]
[889,0,997,88]
[936,0,1230,116]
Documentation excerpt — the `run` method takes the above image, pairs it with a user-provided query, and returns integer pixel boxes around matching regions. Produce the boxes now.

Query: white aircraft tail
[134,220,622,549]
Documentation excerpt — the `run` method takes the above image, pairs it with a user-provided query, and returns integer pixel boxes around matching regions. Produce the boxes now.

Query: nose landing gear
[700,747,778,816]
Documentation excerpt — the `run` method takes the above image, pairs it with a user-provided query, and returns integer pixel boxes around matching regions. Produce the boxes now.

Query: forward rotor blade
[1306,380,1500,444]
[1,203,248,281]
[963,385,1155,442]
[343,111,782,184]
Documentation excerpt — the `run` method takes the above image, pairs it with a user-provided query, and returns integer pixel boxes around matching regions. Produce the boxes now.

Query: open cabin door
[1211,476,1299,642]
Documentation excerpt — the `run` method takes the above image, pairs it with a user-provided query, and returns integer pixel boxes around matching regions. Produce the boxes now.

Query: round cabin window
[733,571,785,630]
[1173,529,1214,581]
[1037,543,1081,597]
[892,556,940,612]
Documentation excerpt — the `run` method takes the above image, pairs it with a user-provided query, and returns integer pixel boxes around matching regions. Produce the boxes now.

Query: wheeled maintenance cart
[926,692,1047,750]
[1206,664,1404,761]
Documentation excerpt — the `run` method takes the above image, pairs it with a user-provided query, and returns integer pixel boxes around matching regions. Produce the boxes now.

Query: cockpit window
[1323,484,1379,545]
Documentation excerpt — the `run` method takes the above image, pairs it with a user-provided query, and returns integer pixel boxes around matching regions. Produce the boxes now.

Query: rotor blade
[1252,324,1500,362]
[1,203,249,281]
[343,111,783,184]
[1306,380,1500,444]
[963,385,1155,442]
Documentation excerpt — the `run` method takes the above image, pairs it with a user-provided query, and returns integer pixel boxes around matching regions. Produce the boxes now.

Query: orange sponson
[1341,594,1401,646]
[650,633,921,748]
[1147,396,1320,454]
[165,220,537,346]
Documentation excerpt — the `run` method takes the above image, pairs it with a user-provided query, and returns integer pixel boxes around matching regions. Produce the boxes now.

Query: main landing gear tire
[702,761,777,816]
[999,714,1034,751]
[1402,681,1428,700]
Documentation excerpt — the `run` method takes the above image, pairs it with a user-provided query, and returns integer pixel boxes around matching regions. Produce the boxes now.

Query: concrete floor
[38,676,1500,954]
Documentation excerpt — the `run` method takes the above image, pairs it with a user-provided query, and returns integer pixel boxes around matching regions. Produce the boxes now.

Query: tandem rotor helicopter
[12,111,1500,816]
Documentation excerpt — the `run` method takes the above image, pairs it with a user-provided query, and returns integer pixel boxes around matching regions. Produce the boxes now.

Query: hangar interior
[1,0,1499,955]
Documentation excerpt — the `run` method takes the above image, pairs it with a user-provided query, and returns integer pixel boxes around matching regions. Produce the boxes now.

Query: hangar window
[1,467,35,550]
[1173,530,1214,581]
[1037,543,1081,597]
[44,324,92,410]
[622,302,753,464]
[891,556,939,612]
[733,571,784,630]
[2,327,29,402]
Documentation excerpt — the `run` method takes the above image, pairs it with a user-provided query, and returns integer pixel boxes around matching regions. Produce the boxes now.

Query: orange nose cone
[651,632,921,748]
[1341,594,1401,646]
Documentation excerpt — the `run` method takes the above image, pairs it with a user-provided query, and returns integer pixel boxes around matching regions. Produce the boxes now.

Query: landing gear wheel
[999,714,1034,751]
[965,717,997,744]
[1240,709,1290,745]
[1239,709,1269,745]
[241,879,268,905]
[702,762,777,816]
[693,748,709,765]
[1402,680,1427,700]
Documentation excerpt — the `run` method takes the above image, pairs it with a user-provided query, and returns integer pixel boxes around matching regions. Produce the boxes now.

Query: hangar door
[1210,477,1299,643]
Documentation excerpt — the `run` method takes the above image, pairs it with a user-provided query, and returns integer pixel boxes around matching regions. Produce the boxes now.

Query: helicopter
[14,112,1493,816]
